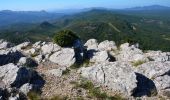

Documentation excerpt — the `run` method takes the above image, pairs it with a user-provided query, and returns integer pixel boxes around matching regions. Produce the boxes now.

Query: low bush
[53,30,79,47]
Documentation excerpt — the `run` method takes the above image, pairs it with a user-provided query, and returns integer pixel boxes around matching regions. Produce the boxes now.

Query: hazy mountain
[126,5,170,11]
[0,10,64,27]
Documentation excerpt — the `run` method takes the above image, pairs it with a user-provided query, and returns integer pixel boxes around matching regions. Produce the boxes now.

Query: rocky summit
[0,39,170,100]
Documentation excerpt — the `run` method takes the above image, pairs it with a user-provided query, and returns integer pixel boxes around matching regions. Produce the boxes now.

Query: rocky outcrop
[136,61,170,97]
[116,43,148,62]
[1,39,170,99]
[49,48,76,67]
[145,51,170,62]
[98,40,117,51]
[0,63,44,88]
[79,62,137,96]
[0,49,24,66]
[0,39,12,50]
[41,42,61,55]
[84,39,98,51]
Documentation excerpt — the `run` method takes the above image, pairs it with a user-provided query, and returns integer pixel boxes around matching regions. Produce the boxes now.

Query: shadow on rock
[85,49,98,59]
[11,67,45,92]
[0,51,24,66]
[132,73,158,97]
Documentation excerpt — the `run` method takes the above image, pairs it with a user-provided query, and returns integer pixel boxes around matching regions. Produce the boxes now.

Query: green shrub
[132,60,146,67]
[27,91,41,100]
[53,30,79,47]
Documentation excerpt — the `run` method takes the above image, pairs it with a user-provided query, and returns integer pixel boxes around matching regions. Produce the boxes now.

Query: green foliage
[1,10,170,51]
[53,30,79,47]
[27,91,41,100]
[72,80,124,100]
[132,60,146,67]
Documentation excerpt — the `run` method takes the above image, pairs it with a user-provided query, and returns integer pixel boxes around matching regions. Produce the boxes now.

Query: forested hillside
[0,8,170,51]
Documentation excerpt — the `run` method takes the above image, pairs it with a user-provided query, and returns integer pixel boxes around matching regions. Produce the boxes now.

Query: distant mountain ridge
[0,10,64,27]
[126,5,170,10]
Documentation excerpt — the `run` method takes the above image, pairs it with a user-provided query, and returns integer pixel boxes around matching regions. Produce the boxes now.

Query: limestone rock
[136,61,170,97]
[145,51,170,62]
[49,48,75,67]
[90,51,109,63]
[0,49,24,66]
[15,42,30,51]
[41,42,61,55]
[116,43,148,62]
[18,57,38,67]
[0,39,12,50]
[98,40,117,51]
[84,39,98,51]
[79,62,137,96]
[0,63,44,88]
[19,83,33,94]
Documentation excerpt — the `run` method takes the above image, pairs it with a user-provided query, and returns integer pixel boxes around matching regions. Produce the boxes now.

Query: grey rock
[15,42,30,51]
[49,48,75,67]
[41,42,61,55]
[18,57,38,68]
[116,43,148,62]
[145,51,170,62]
[0,49,24,66]
[19,83,33,94]
[0,63,44,88]
[84,39,98,51]
[79,62,137,96]
[0,39,12,50]
[98,40,117,51]
[90,51,109,63]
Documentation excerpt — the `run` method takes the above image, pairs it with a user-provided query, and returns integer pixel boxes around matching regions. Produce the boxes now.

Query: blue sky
[0,0,170,11]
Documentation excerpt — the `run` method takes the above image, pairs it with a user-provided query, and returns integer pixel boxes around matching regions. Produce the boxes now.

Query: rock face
[90,51,109,63]
[84,39,98,51]
[145,51,170,62]
[136,61,170,97]
[15,42,30,51]
[0,63,44,88]
[0,49,24,66]
[1,39,170,99]
[49,48,76,67]
[80,62,137,96]
[116,43,148,62]
[41,42,61,55]
[0,39,12,50]
[98,40,117,51]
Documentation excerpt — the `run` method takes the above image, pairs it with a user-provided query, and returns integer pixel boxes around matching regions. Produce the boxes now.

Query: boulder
[0,63,44,88]
[32,41,42,49]
[34,55,44,64]
[116,43,148,62]
[0,87,27,100]
[41,42,61,55]
[18,57,38,67]
[84,39,98,51]
[0,39,12,50]
[0,49,24,66]
[19,83,33,94]
[98,40,117,51]
[15,42,30,51]
[145,51,170,62]
[49,48,75,67]
[79,62,137,96]
[90,51,109,63]
[136,61,170,97]
[25,48,38,56]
